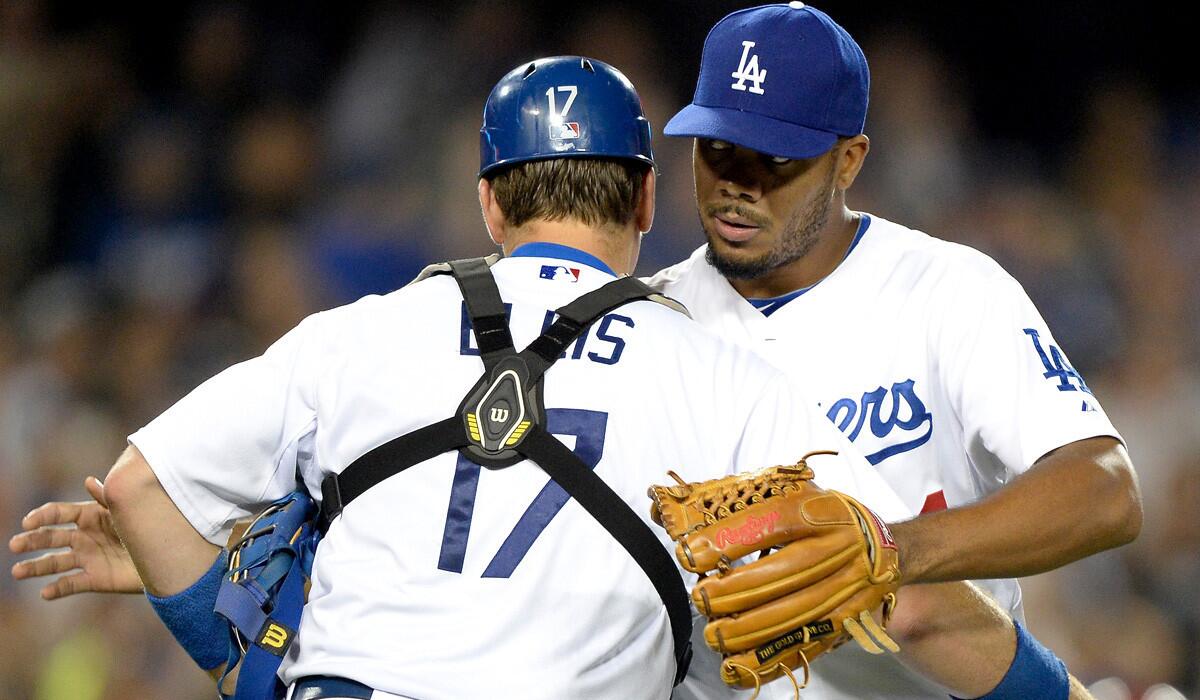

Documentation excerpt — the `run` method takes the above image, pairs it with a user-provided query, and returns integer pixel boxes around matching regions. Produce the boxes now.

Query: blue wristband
[951,621,1069,700]
[146,550,229,670]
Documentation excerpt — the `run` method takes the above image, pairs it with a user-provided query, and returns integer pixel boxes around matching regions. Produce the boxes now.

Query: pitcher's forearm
[892,437,1140,583]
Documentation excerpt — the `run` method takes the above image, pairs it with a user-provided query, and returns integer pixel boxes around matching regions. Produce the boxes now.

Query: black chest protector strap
[318,257,693,686]
[447,257,514,373]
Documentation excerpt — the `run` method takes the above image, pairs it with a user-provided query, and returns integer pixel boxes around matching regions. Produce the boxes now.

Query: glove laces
[842,592,900,654]
[669,450,838,527]
[725,650,810,700]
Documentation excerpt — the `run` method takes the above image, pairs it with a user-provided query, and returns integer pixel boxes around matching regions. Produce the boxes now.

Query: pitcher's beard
[704,168,836,280]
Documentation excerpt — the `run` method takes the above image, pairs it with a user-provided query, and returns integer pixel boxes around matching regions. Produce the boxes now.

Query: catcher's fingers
[704,577,883,653]
[678,492,858,572]
[691,532,863,615]
[40,571,93,600]
[84,476,109,507]
[11,550,77,581]
[19,500,90,531]
[8,525,77,554]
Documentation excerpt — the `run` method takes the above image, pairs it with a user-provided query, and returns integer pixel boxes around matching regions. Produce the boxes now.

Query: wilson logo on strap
[256,620,295,657]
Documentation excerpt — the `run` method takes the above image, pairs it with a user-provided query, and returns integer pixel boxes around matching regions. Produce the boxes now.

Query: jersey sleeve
[935,266,1122,483]
[733,372,913,522]
[128,315,326,545]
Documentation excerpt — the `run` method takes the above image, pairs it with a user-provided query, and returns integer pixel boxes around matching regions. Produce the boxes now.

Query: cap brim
[663,104,839,160]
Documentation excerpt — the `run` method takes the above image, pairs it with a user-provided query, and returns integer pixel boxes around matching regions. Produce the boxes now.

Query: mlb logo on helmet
[539,265,581,282]
[552,122,581,139]
[477,56,654,178]
[664,2,869,161]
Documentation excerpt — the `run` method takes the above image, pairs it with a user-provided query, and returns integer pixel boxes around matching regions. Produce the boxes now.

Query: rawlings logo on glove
[715,511,781,548]
[648,452,901,699]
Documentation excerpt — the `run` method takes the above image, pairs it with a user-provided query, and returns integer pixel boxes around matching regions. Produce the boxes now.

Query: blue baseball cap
[664,2,869,160]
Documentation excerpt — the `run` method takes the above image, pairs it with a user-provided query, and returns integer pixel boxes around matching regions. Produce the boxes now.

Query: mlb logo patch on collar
[539,265,581,282]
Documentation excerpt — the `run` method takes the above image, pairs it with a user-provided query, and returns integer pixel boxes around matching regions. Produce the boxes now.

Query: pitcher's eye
[768,155,792,165]
[706,139,733,151]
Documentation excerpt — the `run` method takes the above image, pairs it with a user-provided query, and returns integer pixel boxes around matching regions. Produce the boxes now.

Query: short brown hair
[486,157,647,230]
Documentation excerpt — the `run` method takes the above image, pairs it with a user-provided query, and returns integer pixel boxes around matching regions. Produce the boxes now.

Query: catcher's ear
[634,167,656,235]
[478,178,507,247]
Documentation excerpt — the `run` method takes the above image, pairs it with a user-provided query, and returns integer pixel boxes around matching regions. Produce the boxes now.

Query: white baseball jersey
[650,214,1123,700]
[130,243,911,700]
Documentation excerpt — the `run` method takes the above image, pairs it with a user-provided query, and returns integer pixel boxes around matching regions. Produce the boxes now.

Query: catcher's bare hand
[8,476,143,599]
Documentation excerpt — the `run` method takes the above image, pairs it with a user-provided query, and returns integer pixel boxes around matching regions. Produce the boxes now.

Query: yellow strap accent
[504,421,531,446]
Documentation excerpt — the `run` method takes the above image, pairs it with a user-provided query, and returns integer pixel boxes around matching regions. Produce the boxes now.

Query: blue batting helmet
[479,56,655,178]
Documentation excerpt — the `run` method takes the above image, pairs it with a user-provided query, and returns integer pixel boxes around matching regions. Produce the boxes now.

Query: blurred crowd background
[1,1,1197,698]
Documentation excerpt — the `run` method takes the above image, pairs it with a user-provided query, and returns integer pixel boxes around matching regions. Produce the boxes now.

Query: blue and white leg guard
[215,490,321,700]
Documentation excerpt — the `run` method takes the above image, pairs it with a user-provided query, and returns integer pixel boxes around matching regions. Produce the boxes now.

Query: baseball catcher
[649,451,901,697]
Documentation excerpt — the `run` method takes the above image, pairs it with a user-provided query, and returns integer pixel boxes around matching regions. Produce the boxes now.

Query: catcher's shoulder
[277,275,460,349]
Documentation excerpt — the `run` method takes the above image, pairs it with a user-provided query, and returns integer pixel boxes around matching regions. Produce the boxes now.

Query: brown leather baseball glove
[648,452,901,697]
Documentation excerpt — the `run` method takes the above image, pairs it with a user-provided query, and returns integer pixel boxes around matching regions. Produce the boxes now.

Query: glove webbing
[318,256,694,687]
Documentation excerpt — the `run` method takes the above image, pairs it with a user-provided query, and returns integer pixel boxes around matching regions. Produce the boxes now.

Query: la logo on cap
[663,2,869,160]
[731,40,766,94]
